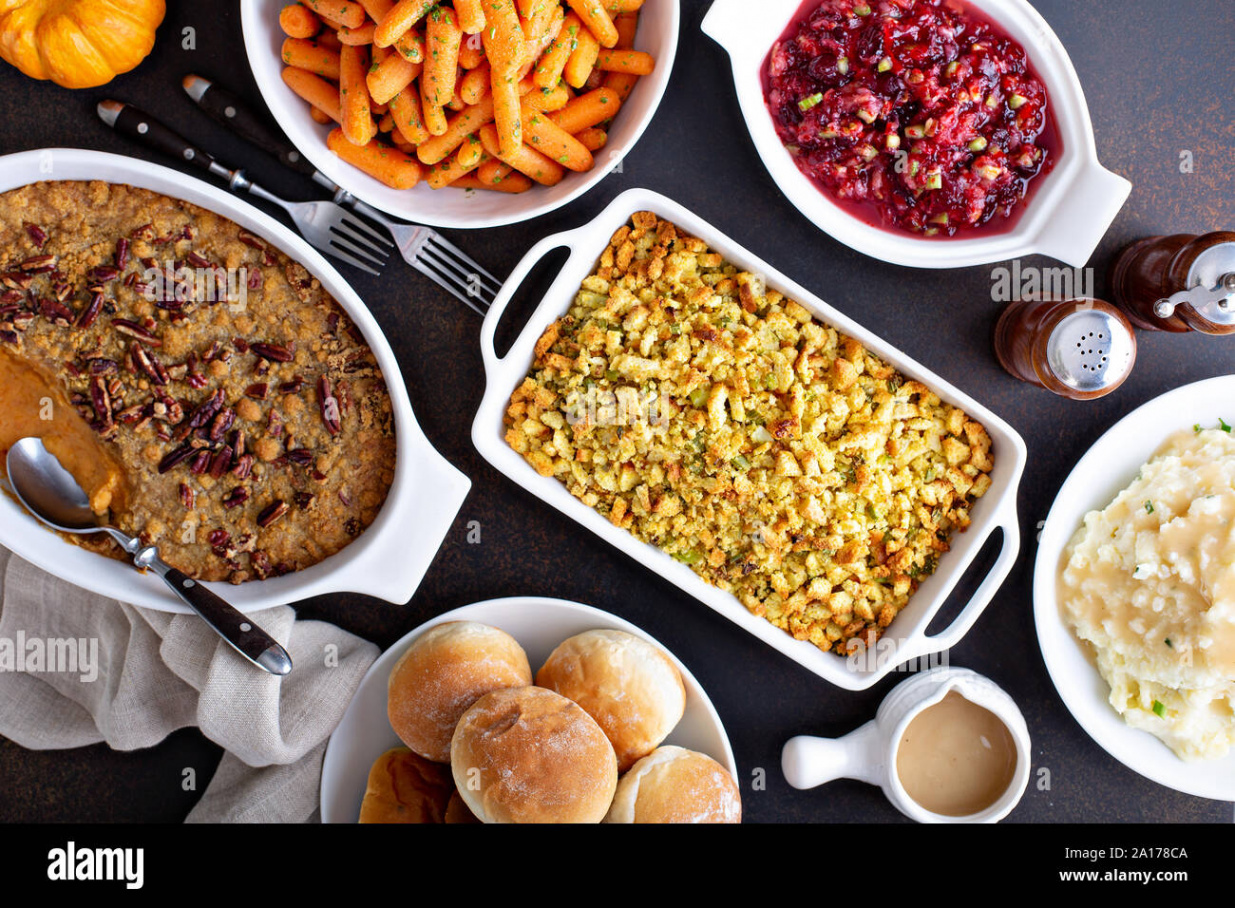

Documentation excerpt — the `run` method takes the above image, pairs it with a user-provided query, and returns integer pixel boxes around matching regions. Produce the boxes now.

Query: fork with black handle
[181,74,502,315]
[97,100,392,275]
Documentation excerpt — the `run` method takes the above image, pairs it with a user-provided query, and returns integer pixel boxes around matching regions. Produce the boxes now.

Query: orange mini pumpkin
[0,0,166,89]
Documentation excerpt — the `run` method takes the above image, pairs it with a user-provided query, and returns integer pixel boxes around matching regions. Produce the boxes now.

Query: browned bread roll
[536,628,686,772]
[358,747,454,823]
[450,686,619,824]
[387,621,532,762]
[604,745,742,824]
[444,790,482,824]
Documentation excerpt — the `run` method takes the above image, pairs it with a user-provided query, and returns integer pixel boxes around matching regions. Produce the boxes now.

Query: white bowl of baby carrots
[242,0,678,229]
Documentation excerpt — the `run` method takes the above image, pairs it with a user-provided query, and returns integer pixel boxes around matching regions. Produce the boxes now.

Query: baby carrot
[455,0,486,34]
[303,0,366,29]
[549,85,619,133]
[374,0,436,47]
[594,48,653,75]
[416,96,496,164]
[283,66,344,122]
[337,22,377,44]
[422,6,462,109]
[327,128,422,187]
[563,22,599,89]
[357,0,394,20]
[574,126,608,151]
[451,172,534,192]
[340,44,377,145]
[522,106,593,171]
[282,37,341,80]
[366,50,421,105]
[535,12,579,89]
[280,4,321,38]
[479,122,564,185]
[388,86,431,144]
[566,0,617,48]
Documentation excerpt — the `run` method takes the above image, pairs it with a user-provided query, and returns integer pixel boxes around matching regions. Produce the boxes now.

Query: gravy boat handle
[782,719,884,789]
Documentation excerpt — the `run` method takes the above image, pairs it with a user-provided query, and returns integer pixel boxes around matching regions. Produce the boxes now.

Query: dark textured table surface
[0,0,1233,825]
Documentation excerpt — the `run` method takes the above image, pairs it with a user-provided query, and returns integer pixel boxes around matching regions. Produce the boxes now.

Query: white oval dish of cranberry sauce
[703,0,1130,269]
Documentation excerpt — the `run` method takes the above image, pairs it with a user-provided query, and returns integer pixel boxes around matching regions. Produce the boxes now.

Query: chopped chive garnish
[1221,418,1232,432]
[1152,700,1166,717]
[1165,638,1173,648]
[1145,500,1154,514]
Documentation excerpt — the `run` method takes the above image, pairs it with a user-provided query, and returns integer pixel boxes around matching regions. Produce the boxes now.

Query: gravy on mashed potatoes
[1059,426,1235,761]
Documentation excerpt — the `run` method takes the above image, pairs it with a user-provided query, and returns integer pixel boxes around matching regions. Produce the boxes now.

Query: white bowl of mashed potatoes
[1035,375,1235,799]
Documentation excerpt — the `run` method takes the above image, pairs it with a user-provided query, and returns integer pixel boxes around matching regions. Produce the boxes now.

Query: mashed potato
[1059,427,1235,760]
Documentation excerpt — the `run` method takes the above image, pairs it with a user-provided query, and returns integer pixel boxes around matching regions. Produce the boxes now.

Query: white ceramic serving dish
[701,0,1131,269]
[472,187,1027,690]
[783,667,1031,822]
[241,0,679,229]
[0,148,471,614]
[1035,375,1235,801]
[319,595,738,822]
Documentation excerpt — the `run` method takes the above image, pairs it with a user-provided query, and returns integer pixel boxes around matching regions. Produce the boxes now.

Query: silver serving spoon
[5,437,292,676]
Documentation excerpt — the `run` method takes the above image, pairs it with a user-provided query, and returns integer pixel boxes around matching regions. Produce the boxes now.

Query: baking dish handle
[700,0,747,54]
[479,223,595,375]
[1032,160,1131,268]
[898,503,1021,664]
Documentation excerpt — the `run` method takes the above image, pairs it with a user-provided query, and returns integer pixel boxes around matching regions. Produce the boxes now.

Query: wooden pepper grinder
[1109,231,1235,334]
[994,298,1137,400]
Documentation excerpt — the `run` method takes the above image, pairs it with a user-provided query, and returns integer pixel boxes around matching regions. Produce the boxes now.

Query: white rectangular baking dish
[472,187,1026,690]
[0,148,471,614]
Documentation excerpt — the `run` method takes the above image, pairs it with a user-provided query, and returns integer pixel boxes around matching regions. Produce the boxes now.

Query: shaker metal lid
[1155,243,1235,324]
[1046,307,1137,393]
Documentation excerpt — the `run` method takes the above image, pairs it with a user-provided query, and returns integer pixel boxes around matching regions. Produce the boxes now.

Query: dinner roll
[451,686,619,824]
[535,628,685,771]
[604,745,742,824]
[358,747,454,823]
[444,790,481,824]
[387,621,532,762]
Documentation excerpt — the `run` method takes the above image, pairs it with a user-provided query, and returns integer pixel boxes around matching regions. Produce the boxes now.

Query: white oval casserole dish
[702,0,1131,269]
[471,187,1026,690]
[0,148,471,614]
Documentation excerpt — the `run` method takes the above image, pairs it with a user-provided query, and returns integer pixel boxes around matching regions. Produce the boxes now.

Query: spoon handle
[135,547,293,676]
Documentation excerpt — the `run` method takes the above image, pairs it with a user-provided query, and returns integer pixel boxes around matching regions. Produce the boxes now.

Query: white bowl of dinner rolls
[321,596,739,823]
[242,0,679,228]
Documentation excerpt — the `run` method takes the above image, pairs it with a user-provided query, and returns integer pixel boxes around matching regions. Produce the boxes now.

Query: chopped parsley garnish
[1221,418,1232,433]
[1145,500,1154,514]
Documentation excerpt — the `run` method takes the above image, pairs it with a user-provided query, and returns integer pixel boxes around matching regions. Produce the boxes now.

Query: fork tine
[413,257,488,316]
[340,213,395,248]
[417,243,494,309]
[329,223,389,263]
[326,242,381,276]
[424,232,503,290]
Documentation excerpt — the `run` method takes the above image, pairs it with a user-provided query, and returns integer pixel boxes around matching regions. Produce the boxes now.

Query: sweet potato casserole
[505,212,994,654]
[0,181,396,583]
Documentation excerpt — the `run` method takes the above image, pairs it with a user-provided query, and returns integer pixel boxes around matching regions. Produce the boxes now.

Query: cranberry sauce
[763,0,1059,237]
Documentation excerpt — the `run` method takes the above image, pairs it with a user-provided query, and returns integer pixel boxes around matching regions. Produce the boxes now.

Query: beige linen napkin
[0,546,378,822]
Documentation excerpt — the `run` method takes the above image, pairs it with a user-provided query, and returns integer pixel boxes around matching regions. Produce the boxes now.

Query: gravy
[895,690,1017,817]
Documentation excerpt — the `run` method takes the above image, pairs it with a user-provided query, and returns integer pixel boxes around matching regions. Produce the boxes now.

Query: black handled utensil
[97,99,390,274]
[181,75,502,313]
